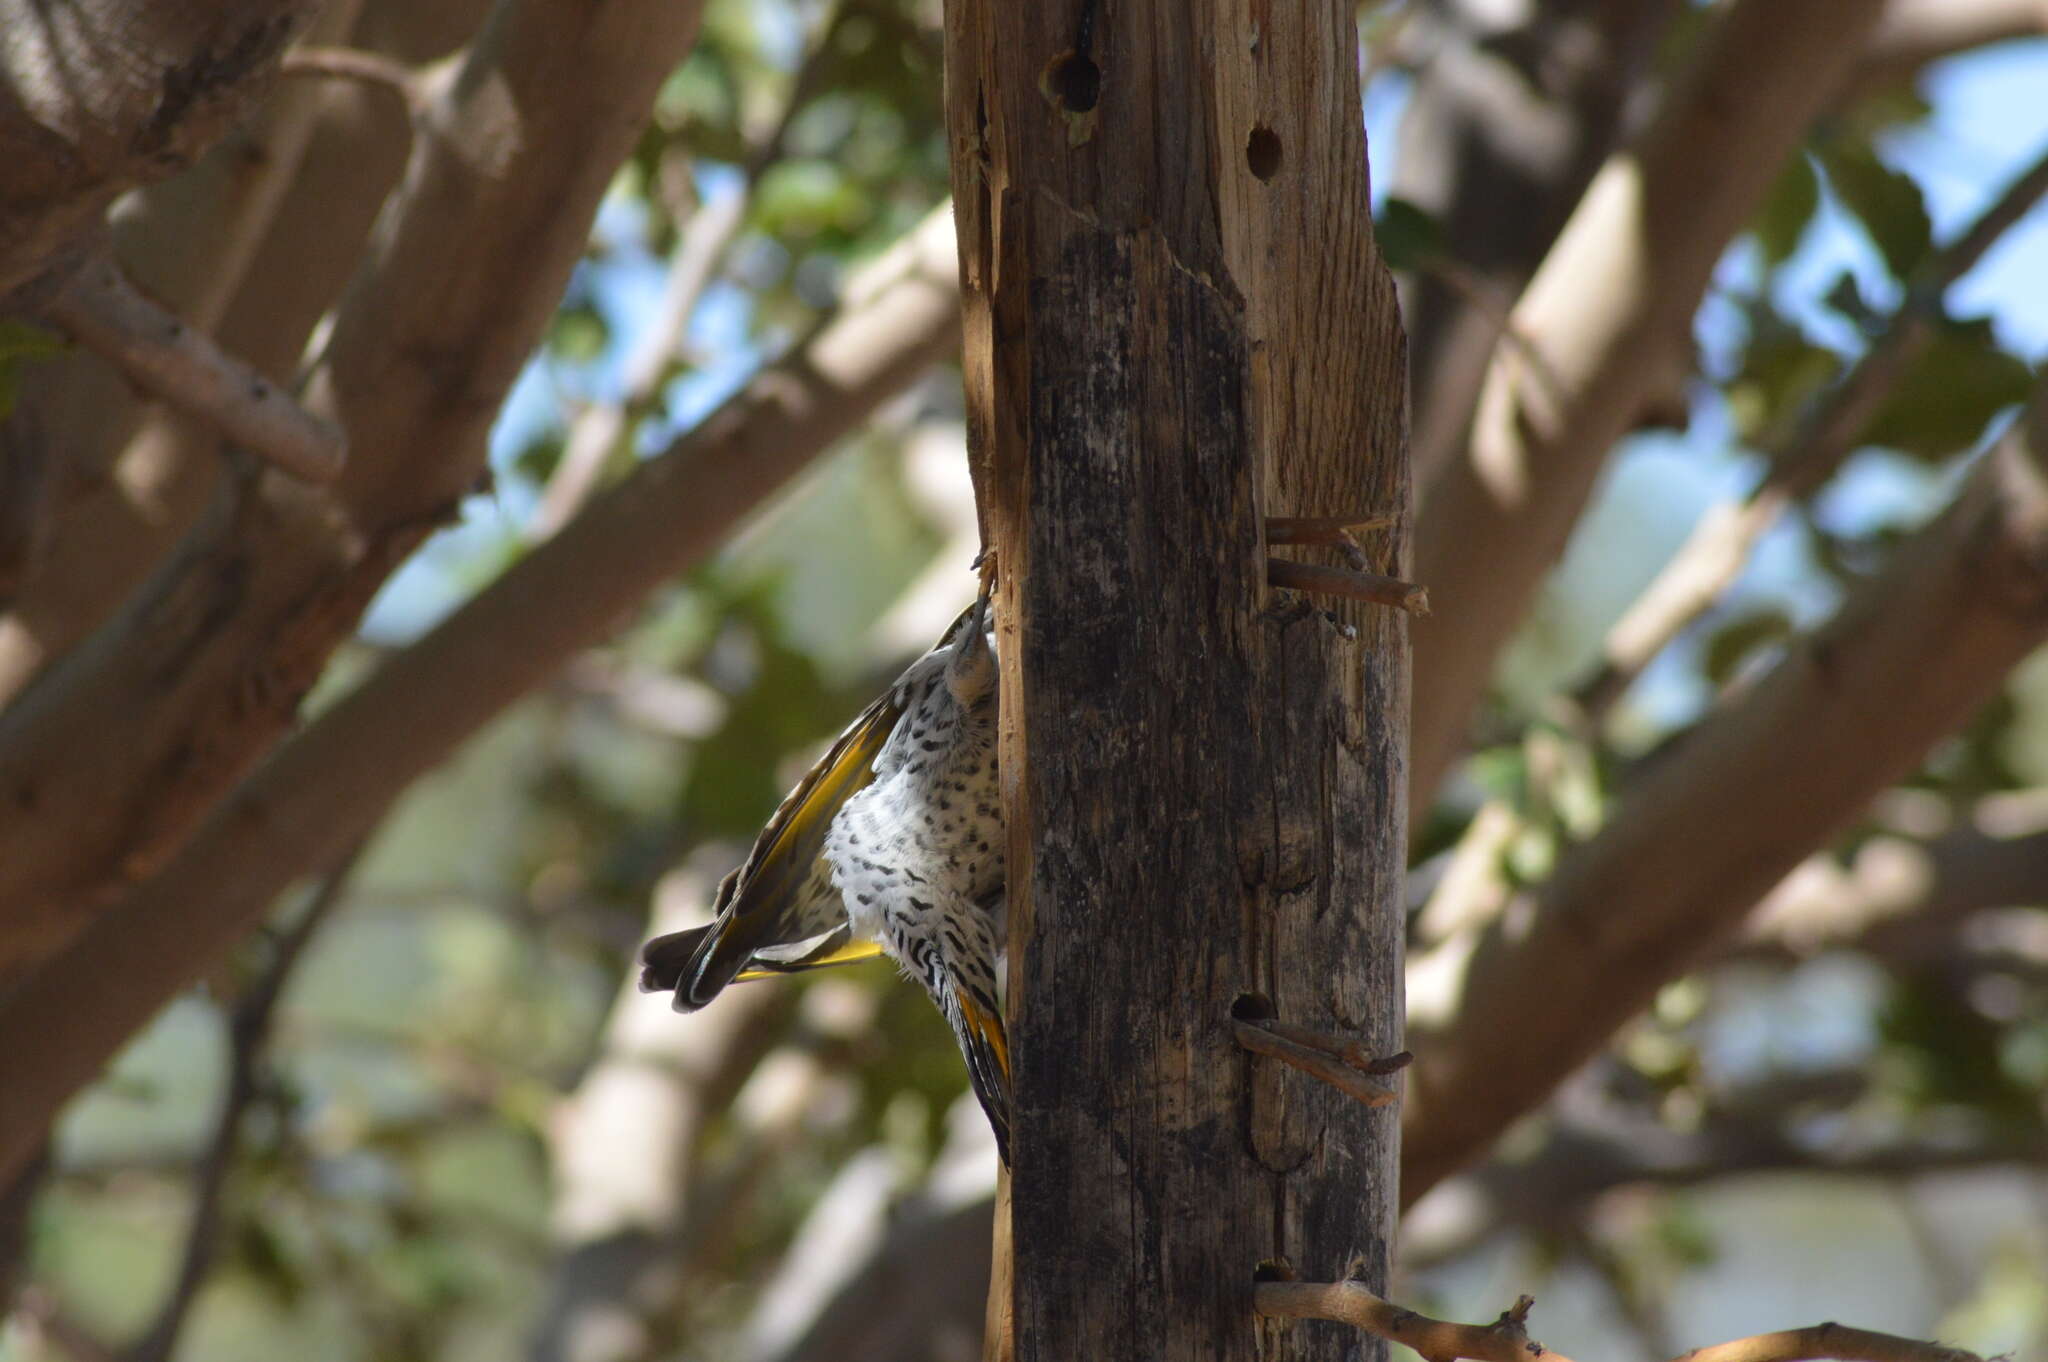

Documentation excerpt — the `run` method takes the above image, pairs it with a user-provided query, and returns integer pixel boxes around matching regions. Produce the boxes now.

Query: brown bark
[942,2,1407,1359]
[0,0,466,696]
[1402,388,2048,1201]
[0,0,319,296]
[0,208,962,1185]
[1395,0,1682,486]
[1408,0,1889,811]
[0,0,708,967]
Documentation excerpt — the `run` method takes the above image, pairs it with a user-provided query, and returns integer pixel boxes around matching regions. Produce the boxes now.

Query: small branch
[1234,1020,1401,1109]
[34,252,346,483]
[1267,515,1394,569]
[121,841,368,1362]
[1249,1016,1411,1074]
[1255,1283,1992,1362]
[1267,558,1429,615]
[1256,1281,1559,1362]
[278,45,424,109]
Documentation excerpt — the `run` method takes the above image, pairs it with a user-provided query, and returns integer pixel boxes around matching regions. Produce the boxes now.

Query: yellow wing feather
[689,689,904,996]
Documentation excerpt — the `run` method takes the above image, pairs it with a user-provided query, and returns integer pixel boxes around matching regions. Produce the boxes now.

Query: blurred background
[5,1,2048,1360]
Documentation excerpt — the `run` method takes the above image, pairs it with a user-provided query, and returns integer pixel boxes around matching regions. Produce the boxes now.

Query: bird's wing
[669,685,907,1007]
[742,924,888,975]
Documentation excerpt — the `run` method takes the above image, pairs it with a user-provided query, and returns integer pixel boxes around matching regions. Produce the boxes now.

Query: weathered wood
[940,1,1408,1357]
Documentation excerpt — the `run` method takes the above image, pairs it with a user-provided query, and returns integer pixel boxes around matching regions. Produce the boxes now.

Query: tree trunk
[941,3,1408,1359]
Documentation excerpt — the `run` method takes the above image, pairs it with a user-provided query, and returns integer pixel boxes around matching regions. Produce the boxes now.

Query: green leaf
[1374,196,1443,272]
[1861,315,2034,460]
[1819,142,1932,278]
[549,301,609,365]
[1753,154,1819,266]
[1723,310,1841,446]
[1821,268,1882,332]
[1701,608,1794,686]
[755,158,870,240]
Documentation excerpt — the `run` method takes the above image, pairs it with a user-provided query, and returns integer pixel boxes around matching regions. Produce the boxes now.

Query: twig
[527,1,847,540]
[1267,558,1429,616]
[34,252,346,483]
[121,840,369,1362]
[1254,1282,1992,1362]
[1233,1020,1401,1109]
[1574,134,2048,722]
[1246,1016,1411,1074]
[1256,1281,1557,1362]
[1268,515,1395,569]
[278,45,424,110]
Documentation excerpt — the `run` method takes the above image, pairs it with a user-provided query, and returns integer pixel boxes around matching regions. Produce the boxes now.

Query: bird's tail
[638,923,716,1004]
[639,870,751,1011]
[947,981,1012,1165]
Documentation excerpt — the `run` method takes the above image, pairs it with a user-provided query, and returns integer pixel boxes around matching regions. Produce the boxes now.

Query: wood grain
[940,1,1409,1356]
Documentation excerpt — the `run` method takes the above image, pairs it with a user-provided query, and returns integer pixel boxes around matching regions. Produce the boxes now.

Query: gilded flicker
[639,586,1010,1160]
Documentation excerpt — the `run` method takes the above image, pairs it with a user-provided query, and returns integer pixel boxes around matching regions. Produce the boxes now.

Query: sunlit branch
[33,251,346,483]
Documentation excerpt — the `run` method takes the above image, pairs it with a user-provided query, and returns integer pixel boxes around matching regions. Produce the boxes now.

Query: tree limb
[277,45,424,108]
[1395,0,1685,486]
[1409,0,1889,811]
[1403,384,2048,1202]
[0,0,713,967]
[1574,134,2048,720]
[0,0,320,296]
[1851,0,2048,98]
[0,204,962,1186]
[0,0,451,706]
[33,250,347,482]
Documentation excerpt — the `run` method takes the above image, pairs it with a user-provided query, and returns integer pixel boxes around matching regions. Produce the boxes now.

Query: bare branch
[1403,384,2048,1202]
[1255,1282,1991,1362]
[1852,0,2048,97]
[1409,0,1890,810]
[0,0,320,295]
[0,0,436,707]
[1267,558,1430,615]
[1575,134,2048,720]
[0,205,962,1185]
[34,251,347,483]
[0,0,714,968]
[1395,0,1685,486]
[1234,1020,1402,1109]
[1255,1282,1564,1362]
[278,45,423,108]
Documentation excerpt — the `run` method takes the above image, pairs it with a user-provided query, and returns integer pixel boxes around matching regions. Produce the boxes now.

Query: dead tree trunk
[941,2,1409,1358]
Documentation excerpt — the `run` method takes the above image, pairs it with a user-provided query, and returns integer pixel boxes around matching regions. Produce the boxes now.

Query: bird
[639,583,1011,1161]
